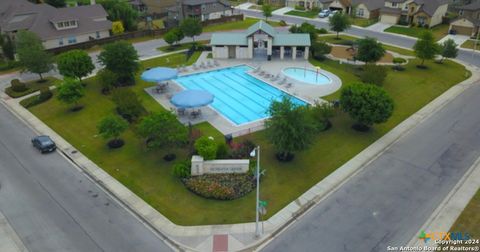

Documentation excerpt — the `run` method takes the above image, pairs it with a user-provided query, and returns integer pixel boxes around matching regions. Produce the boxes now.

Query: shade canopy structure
[141,67,178,82]
[170,90,214,108]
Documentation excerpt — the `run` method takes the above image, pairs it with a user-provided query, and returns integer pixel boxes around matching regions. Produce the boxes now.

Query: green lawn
[202,17,282,33]
[351,17,378,27]
[5,77,60,98]
[461,39,480,50]
[443,189,480,251]
[25,50,469,225]
[157,40,209,52]
[285,9,320,18]
[317,35,415,56]
[384,24,450,41]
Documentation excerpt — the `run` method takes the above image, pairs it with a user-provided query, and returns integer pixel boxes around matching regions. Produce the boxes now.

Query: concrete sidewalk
[0,211,28,252]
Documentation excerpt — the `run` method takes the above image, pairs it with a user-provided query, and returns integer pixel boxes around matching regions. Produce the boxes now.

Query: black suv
[32,135,57,153]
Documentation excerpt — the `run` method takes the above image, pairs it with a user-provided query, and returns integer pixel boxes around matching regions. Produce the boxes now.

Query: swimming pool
[174,65,307,125]
[283,67,331,85]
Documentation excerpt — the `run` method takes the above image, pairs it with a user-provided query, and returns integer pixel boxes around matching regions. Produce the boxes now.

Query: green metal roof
[209,21,310,47]
[210,33,248,46]
[245,20,277,37]
[273,34,311,46]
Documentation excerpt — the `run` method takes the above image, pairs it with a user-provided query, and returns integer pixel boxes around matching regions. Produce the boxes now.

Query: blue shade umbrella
[141,67,178,82]
[171,90,214,108]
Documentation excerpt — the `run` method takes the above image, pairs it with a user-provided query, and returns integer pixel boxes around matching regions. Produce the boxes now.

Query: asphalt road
[230,9,480,252]
[0,104,174,252]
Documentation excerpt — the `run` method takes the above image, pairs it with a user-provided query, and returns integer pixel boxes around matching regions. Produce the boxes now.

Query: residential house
[352,0,384,19]
[379,0,449,27]
[285,0,383,19]
[141,0,177,15]
[285,0,351,11]
[449,1,480,36]
[0,0,111,49]
[167,0,232,25]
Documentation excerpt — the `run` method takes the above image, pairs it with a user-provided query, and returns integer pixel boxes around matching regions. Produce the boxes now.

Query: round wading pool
[283,67,332,85]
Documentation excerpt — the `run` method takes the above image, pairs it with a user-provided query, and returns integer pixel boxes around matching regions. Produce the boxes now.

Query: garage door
[451,25,473,36]
[380,14,398,24]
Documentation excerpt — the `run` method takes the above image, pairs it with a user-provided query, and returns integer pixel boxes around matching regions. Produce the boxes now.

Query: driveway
[272,7,294,15]
[365,22,392,32]
[438,34,471,47]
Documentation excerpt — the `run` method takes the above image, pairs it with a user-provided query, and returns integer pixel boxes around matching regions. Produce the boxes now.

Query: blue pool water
[283,67,331,85]
[174,65,307,125]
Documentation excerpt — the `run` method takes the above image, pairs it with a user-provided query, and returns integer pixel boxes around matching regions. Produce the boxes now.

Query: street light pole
[254,146,261,238]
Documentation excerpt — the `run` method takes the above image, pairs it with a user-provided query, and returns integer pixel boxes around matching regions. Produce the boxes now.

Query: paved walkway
[365,22,392,32]
[0,211,28,252]
[438,34,471,47]
[272,7,293,15]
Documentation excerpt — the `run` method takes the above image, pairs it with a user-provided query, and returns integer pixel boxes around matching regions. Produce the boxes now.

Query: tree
[311,101,335,130]
[262,4,273,21]
[355,37,385,64]
[98,0,139,31]
[98,41,139,85]
[164,29,178,47]
[413,31,440,67]
[340,83,394,131]
[290,22,317,43]
[112,21,125,35]
[97,115,129,148]
[329,12,351,39]
[57,49,94,82]
[180,18,202,42]
[1,35,15,61]
[173,27,184,43]
[194,136,217,160]
[111,88,144,122]
[311,41,332,60]
[265,97,316,161]
[45,0,66,7]
[137,111,188,149]
[439,39,458,63]
[97,68,118,93]
[57,78,85,110]
[15,30,54,81]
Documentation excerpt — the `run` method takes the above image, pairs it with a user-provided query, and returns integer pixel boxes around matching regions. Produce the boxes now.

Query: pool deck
[145,52,342,137]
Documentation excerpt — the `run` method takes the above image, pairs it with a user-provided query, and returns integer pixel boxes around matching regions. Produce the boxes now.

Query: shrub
[294,5,305,10]
[257,0,263,5]
[229,139,256,159]
[311,102,335,131]
[173,160,191,178]
[194,136,217,160]
[20,88,53,108]
[216,142,229,159]
[317,28,328,34]
[392,57,407,71]
[97,68,118,93]
[182,174,255,200]
[312,41,332,60]
[38,87,52,101]
[111,88,145,122]
[279,20,287,26]
[359,65,388,86]
[10,79,27,92]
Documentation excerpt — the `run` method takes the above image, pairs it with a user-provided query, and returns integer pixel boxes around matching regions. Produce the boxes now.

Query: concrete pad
[365,22,392,32]
[272,7,294,15]
[438,34,470,46]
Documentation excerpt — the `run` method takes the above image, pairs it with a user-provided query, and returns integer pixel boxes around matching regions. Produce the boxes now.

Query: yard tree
[180,18,202,42]
[15,30,54,81]
[46,0,66,7]
[413,31,440,67]
[265,96,316,162]
[97,115,129,148]
[138,111,188,149]
[98,41,139,85]
[329,12,351,39]
[439,38,458,63]
[111,88,144,122]
[98,0,139,31]
[56,78,85,111]
[194,136,218,160]
[355,37,385,64]
[57,49,95,82]
[1,35,15,61]
[112,21,125,35]
[173,27,185,43]
[289,22,318,42]
[262,4,273,21]
[164,29,178,46]
[340,83,394,131]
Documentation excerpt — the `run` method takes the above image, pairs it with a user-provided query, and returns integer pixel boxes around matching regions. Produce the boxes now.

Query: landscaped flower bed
[183,173,256,200]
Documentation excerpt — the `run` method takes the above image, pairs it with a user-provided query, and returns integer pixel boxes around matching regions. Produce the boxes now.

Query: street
[0,104,174,252]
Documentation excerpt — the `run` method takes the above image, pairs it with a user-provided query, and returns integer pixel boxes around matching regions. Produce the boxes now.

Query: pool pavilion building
[210,21,311,60]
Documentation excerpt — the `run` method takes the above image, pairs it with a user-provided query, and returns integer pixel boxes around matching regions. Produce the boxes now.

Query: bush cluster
[112,88,145,122]
[229,139,256,159]
[20,87,53,108]
[173,160,191,178]
[10,79,27,92]
[194,136,218,160]
[359,65,387,86]
[183,174,255,200]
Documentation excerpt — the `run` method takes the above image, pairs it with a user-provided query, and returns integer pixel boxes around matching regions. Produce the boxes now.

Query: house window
[458,10,464,16]
[96,31,100,39]
[70,20,76,26]
[58,38,64,46]
[67,36,77,44]
[392,2,397,7]
[417,16,426,25]
[357,8,364,17]
[58,22,64,28]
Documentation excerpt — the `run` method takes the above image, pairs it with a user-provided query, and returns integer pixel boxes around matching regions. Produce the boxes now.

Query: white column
[304,47,309,59]
[280,46,284,60]
[292,46,297,60]
[267,36,272,56]
[248,37,253,59]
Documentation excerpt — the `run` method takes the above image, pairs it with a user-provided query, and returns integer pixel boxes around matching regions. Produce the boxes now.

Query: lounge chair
[278,77,287,85]
[253,66,261,73]
[271,74,280,81]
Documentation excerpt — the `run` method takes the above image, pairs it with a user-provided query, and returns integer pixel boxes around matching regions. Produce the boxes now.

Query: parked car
[318,9,331,18]
[329,10,339,17]
[32,135,56,153]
